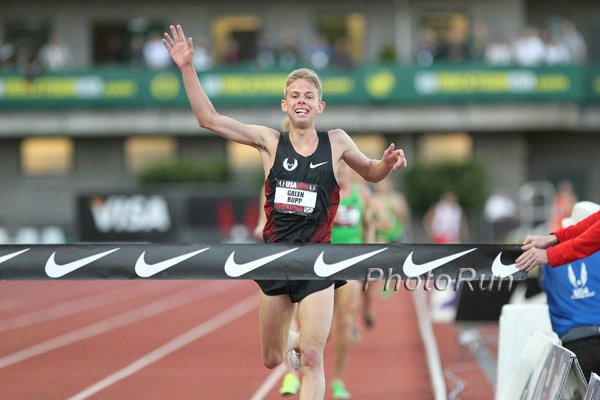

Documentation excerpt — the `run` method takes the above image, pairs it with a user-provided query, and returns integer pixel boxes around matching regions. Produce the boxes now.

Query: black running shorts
[255,279,347,303]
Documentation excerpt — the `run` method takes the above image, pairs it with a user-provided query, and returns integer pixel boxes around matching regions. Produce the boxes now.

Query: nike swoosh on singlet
[224,248,299,277]
[309,161,328,169]
[491,252,520,278]
[313,248,388,277]
[135,248,210,277]
[402,248,477,277]
[45,248,120,278]
[0,248,30,265]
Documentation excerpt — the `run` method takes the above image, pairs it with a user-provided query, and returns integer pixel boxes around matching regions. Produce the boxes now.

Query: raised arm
[331,129,407,183]
[163,25,278,152]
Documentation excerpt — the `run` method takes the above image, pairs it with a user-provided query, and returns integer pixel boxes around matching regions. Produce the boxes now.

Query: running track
[0,280,495,399]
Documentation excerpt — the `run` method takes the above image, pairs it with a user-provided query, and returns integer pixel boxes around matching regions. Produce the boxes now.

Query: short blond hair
[284,68,322,100]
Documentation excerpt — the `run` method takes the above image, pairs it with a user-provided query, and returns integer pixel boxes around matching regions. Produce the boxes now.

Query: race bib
[274,180,318,216]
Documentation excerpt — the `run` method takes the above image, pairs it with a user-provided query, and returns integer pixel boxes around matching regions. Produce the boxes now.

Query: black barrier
[0,243,527,281]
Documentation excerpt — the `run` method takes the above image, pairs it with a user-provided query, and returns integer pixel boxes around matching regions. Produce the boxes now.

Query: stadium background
[0,1,599,398]
[0,0,599,244]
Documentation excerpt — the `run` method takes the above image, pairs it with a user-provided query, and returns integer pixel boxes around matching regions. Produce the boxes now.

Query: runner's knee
[262,348,283,369]
[300,342,324,371]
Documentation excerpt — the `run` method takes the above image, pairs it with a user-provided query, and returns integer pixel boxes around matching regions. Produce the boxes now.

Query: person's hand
[382,144,407,170]
[516,247,548,272]
[162,24,194,69]
[520,234,557,251]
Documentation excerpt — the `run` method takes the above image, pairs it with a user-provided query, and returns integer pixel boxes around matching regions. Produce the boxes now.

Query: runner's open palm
[162,25,194,69]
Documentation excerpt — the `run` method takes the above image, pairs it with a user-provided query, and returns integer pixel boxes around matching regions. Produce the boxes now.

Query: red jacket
[548,211,600,267]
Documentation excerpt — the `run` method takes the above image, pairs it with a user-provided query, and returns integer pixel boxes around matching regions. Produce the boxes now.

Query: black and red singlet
[262,131,340,244]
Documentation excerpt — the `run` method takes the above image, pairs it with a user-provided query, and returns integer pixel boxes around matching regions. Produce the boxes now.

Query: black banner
[0,243,526,281]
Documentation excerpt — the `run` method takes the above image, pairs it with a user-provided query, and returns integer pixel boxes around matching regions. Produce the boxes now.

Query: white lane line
[0,281,189,333]
[249,364,288,400]
[0,282,122,313]
[412,290,447,400]
[0,281,239,369]
[67,293,259,400]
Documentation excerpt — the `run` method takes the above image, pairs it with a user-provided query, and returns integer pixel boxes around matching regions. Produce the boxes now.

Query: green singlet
[375,195,404,243]
[330,184,364,244]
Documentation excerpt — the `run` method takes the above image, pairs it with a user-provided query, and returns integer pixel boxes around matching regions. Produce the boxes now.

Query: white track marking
[0,281,239,369]
[412,290,447,400]
[249,364,288,400]
[67,294,258,400]
[0,281,189,333]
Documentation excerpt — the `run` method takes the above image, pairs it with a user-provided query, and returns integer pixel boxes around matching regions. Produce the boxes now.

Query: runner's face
[281,79,324,128]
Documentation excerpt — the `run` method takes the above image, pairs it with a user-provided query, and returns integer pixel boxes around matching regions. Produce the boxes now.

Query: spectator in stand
[540,27,570,65]
[440,27,469,63]
[255,31,277,69]
[469,20,489,61]
[414,28,439,67]
[128,34,146,69]
[331,37,353,70]
[484,35,512,66]
[560,19,587,64]
[308,34,332,69]
[278,29,302,69]
[37,34,70,71]
[15,46,42,80]
[512,27,546,66]
[193,35,213,71]
[144,31,172,69]
[0,40,16,71]
[104,34,126,64]
[222,38,240,66]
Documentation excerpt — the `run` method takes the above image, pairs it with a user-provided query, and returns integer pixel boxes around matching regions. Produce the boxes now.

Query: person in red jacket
[516,201,600,271]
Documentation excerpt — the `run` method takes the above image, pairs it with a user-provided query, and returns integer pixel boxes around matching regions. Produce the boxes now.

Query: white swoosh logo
[0,248,30,265]
[45,248,120,278]
[309,161,328,169]
[135,248,210,277]
[402,248,477,277]
[224,248,298,277]
[491,252,520,278]
[314,248,388,277]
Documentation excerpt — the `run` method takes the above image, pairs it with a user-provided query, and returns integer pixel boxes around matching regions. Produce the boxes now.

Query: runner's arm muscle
[164,25,278,152]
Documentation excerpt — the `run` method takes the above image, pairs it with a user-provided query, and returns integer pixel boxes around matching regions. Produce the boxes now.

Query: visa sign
[90,195,171,233]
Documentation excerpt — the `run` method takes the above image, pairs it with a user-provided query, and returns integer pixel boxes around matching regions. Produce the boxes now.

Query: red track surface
[0,280,496,399]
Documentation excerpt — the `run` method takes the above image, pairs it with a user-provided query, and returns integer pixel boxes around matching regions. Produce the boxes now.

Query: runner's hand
[382,144,407,170]
[163,24,194,69]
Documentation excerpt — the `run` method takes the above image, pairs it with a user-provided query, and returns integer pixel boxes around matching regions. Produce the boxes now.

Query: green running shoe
[331,379,351,399]
[279,372,300,396]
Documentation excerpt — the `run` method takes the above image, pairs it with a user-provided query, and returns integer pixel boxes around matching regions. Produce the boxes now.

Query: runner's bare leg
[259,292,297,368]
[298,285,335,400]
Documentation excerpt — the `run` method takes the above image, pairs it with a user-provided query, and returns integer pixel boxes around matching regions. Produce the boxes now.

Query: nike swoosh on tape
[0,248,30,265]
[135,247,210,277]
[402,248,477,277]
[224,248,299,277]
[309,161,328,169]
[314,248,388,277]
[491,252,519,278]
[45,248,120,278]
